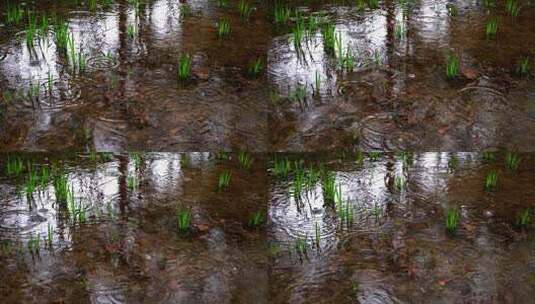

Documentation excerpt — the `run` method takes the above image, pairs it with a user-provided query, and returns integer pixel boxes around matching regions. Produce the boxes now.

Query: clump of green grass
[294,237,308,259]
[483,0,496,8]
[53,172,69,203]
[26,81,41,106]
[215,150,230,161]
[273,4,291,24]
[238,0,254,20]
[248,210,265,229]
[247,57,263,77]
[67,33,86,74]
[446,3,458,16]
[394,22,405,39]
[305,14,320,39]
[177,54,192,81]
[27,233,41,255]
[88,0,98,11]
[304,166,320,192]
[39,166,50,188]
[289,84,307,108]
[484,170,498,191]
[66,188,86,224]
[180,154,190,168]
[515,57,531,77]
[368,151,382,162]
[2,90,14,103]
[128,0,143,15]
[482,151,496,163]
[217,170,231,191]
[176,205,192,233]
[126,24,136,38]
[445,207,460,234]
[217,0,229,8]
[37,14,49,38]
[127,175,139,190]
[505,151,521,171]
[506,0,520,19]
[394,175,405,191]
[399,151,413,167]
[52,19,69,51]
[485,18,498,40]
[273,157,291,179]
[367,0,379,9]
[5,156,24,176]
[335,33,355,71]
[180,4,191,18]
[321,21,336,55]
[292,16,305,50]
[321,170,337,205]
[238,151,253,170]
[25,12,38,48]
[445,53,460,79]
[5,2,24,25]
[516,208,532,229]
[335,186,353,226]
[131,151,142,170]
[448,154,459,171]
[217,17,231,38]
[24,169,39,197]
[292,166,305,200]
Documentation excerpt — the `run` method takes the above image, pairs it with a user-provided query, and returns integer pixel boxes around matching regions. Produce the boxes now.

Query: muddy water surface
[0,152,534,303]
[0,0,534,151]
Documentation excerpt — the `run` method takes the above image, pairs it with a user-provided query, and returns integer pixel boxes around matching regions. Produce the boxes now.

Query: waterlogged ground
[0,0,534,151]
[0,152,534,303]
[1,1,535,303]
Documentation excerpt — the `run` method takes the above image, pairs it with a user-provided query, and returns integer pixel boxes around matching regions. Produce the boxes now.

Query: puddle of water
[0,152,534,303]
[0,0,534,151]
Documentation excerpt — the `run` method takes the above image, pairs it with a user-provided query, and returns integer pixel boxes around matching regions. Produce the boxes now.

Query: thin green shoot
[314,221,320,248]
